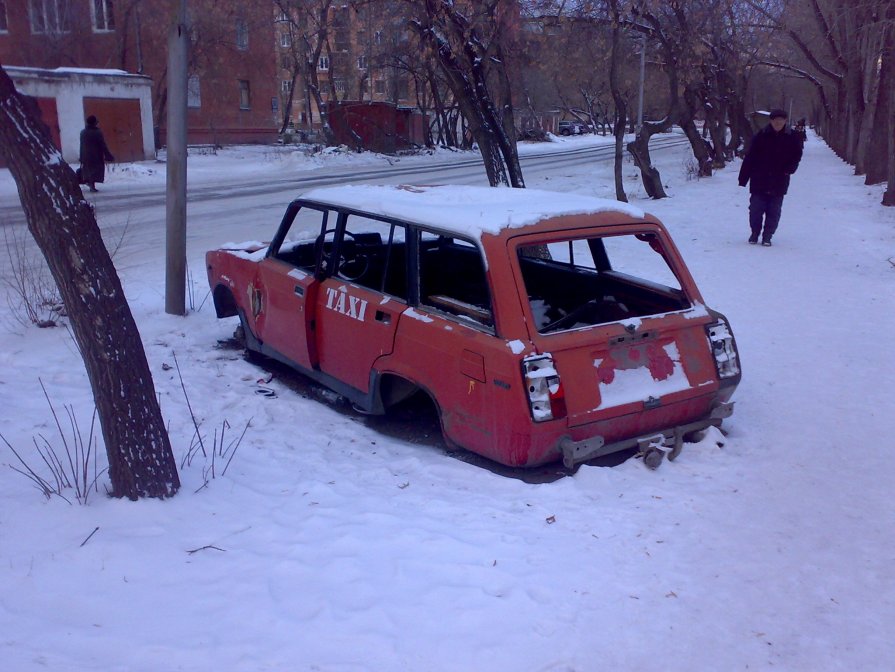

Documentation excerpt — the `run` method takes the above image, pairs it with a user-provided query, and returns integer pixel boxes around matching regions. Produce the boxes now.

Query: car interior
[517,235,691,334]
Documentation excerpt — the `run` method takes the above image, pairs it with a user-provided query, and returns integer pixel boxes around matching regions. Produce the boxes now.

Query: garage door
[83,97,144,163]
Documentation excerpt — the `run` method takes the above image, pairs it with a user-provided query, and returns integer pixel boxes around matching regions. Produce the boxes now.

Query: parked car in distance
[206,185,741,470]
[557,120,587,135]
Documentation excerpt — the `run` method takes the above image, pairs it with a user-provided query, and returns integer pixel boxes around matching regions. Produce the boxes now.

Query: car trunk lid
[540,308,719,429]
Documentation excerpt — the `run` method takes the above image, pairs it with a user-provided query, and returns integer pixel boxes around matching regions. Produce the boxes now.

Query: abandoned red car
[206,185,740,469]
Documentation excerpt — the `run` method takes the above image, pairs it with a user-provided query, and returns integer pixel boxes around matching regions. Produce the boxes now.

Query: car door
[313,212,408,393]
[255,205,330,370]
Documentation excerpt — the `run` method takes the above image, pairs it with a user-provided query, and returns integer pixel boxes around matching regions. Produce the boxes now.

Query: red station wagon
[206,185,741,469]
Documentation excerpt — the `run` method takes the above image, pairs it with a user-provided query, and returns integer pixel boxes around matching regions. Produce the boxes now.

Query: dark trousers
[749,193,784,241]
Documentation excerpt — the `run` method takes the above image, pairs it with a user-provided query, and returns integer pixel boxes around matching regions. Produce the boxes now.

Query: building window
[331,52,349,70]
[374,79,385,95]
[281,79,291,94]
[334,29,349,52]
[373,30,383,45]
[318,56,330,71]
[188,75,201,108]
[236,19,248,50]
[331,6,348,27]
[396,79,409,100]
[0,1,8,33]
[238,80,251,110]
[275,10,288,23]
[92,0,114,31]
[333,78,346,94]
[29,0,71,34]
[357,55,368,70]
[279,32,291,48]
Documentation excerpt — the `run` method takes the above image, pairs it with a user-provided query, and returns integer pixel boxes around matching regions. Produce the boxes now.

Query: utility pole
[637,33,645,132]
[165,0,188,316]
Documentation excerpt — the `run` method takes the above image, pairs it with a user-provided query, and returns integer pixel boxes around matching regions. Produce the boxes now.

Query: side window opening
[419,233,494,330]
[336,214,409,302]
[271,205,329,271]
[518,232,690,334]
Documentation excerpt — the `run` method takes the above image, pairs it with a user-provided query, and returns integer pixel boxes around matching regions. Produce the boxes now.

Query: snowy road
[0,132,687,280]
[0,133,687,227]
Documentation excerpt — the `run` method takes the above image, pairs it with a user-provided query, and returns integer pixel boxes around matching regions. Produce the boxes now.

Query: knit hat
[768,109,787,119]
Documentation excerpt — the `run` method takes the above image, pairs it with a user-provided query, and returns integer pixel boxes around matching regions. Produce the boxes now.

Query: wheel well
[378,374,423,409]
[375,374,444,432]
[213,284,238,318]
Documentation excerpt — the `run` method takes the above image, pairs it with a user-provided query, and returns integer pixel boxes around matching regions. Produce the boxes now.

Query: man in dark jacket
[738,109,803,246]
[79,115,115,193]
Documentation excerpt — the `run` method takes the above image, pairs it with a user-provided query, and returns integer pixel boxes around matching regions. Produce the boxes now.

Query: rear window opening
[517,232,691,334]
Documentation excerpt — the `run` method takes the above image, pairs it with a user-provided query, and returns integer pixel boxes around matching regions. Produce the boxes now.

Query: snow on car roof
[298,185,646,239]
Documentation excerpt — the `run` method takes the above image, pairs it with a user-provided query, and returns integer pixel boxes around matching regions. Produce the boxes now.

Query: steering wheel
[314,228,369,282]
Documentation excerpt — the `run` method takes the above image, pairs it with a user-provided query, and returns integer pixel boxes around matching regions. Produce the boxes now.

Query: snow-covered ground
[1,133,893,671]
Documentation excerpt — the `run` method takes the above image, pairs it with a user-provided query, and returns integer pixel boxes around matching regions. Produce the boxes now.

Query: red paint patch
[646,343,675,381]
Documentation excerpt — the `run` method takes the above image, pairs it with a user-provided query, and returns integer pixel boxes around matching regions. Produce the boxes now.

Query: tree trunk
[884,46,895,206]
[854,24,885,176]
[279,71,298,135]
[864,31,891,186]
[427,66,454,147]
[607,2,627,203]
[490,51,525,188]
[627,125,667,199]
[613,110,628,203]
[727,74,751,156]
[421,42,510,185]
[680,118,713,177]
[680,86,712,177]
[409,2,523,188]
[471,120,512,187]
[0,65,180,500]
[308,83,335,145]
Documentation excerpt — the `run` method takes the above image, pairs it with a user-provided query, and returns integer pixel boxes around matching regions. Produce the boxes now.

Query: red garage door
[0,97,60,169]
[83,97,144,163]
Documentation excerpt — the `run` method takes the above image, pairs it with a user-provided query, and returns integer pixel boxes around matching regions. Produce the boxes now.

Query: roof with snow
[298,184,647,239]
[4,66,150,81]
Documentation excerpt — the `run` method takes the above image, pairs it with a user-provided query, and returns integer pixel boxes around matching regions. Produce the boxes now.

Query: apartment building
[274,1,418,135]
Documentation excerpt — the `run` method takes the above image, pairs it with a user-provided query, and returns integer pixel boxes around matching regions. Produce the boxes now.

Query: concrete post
[165,0,188,316]
[637,34,645,132]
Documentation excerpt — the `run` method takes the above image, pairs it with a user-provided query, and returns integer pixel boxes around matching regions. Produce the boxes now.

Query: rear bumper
[559,401,734,468]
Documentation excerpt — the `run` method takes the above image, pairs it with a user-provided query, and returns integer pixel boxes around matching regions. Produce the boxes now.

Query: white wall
[7,67,154,163]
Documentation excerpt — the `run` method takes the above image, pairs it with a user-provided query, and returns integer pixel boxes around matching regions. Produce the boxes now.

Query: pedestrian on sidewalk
[794,118,808,145]
[738,109,803,246]
[78,115,115,193]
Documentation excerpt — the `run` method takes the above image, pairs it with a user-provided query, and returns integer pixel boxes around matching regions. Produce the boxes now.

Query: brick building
[274,1,419,136]
[0,0,278,148]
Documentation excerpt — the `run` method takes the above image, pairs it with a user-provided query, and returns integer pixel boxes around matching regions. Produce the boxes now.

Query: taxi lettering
[325,286,368,321]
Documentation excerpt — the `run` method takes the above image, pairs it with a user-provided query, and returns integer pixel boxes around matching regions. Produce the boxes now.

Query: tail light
[706,319,740,379]
[522,354,566,422]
